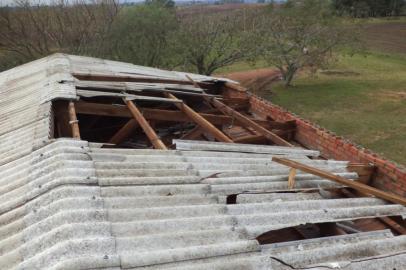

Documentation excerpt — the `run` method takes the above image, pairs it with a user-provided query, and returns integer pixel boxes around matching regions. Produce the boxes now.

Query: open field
[269,52,406,165]
[219,19,406,165]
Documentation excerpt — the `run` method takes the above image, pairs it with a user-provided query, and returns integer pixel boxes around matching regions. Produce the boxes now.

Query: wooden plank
[124,99,167,150]
[272,157,406,206]
[75,101,277,128]
[181,126,204,140]
[76,101,235,125]
[341,188,406,235]
[109,119,138,145]
[233,134,268,144]
[164,93,233,143]
[208,98,293,147]
[288,168,297,189]
[76,89,183,103]
[347,163,376,184]
[53,101,72,138]
[224,81,246,92]
[74,73,214,89]
[68,101,81,139]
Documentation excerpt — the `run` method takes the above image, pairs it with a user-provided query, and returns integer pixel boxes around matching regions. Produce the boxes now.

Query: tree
[0,0,118,69]
[173,9,256,75]
[332,0,405,17]
[257,0,359,87]
[107,3,178,68]
[145,0,175,8]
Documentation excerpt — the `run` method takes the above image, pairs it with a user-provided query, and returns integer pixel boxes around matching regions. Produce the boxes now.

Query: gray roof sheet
[0,55,405,269]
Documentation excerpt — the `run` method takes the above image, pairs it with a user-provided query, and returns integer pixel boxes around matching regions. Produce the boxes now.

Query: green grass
[265,52,406,165]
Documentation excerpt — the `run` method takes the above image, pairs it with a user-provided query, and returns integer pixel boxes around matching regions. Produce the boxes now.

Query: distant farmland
[362,20,406,54]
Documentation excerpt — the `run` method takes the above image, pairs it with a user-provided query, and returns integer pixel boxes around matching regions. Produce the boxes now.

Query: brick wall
[248,93,406,196]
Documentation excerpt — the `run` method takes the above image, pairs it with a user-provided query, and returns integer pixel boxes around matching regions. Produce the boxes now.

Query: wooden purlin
[68,101,81,139]
[164,93,233,143]
[272,157,406,206]
[124,99,167,150]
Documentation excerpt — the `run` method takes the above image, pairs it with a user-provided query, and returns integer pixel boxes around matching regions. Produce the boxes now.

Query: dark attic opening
[51,73,297,150]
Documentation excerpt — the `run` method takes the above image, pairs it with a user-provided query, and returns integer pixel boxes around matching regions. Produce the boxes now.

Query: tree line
[332,0,405,17]
[0,0,363,86]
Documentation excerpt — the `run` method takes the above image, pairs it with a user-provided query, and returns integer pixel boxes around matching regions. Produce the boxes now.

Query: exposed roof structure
[1,54,406,269]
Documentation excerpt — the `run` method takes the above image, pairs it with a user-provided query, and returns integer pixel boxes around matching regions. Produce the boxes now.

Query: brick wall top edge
[246,92,406,177]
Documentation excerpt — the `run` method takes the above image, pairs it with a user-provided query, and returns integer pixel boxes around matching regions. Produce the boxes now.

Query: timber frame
[52,74,296,149]
[49,72,406,241]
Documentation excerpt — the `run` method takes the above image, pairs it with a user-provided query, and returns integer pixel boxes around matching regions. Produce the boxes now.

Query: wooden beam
[180,126,204,140]
[124,99,167,150]
[233,134,268,144]
[347,163,376,184]
[75,101,281,128]
[164,93,233,143]
[109,119,138,145]
[68,101,81,139]
[341,188,406,235]
[223,81,246,92]
[53,101,71,138]
[272,157,406,206]
[207,98,293,147]
[74,73,214,89]
[76,101,233,125]
[288,168,297,189]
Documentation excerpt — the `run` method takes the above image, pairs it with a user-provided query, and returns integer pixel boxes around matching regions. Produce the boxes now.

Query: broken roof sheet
[0,55,406,269]
[0,139,405,269]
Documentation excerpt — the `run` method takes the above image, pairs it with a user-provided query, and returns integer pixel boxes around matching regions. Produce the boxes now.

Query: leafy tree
[257,0,359,87]
[145,0,175,9]
[173,9,255,75]
[107,3,178,68]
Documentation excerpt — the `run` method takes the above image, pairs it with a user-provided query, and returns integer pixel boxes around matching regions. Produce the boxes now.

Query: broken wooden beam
[164,93,233,143]
[68,101,81,139]
[272,157,406,206]
[207,98,293,147]
[124,99,167,150]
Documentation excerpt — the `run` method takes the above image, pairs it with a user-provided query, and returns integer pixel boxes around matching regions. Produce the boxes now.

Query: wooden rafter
[207,98,293,147]
[272,157,406,206]
[68,101,81,139]
[164,93,233,143]
[124,99,167,150]
[109,119,138,145]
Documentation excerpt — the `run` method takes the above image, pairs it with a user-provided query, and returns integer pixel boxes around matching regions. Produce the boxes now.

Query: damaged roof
[0,54,406,269]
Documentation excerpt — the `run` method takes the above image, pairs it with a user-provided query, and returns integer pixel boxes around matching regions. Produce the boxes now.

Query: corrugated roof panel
[0,55,405,269]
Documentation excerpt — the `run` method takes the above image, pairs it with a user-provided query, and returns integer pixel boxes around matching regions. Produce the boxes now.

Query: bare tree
[174,9,256,76]
[257,0,360,87]
[0,0,118,67]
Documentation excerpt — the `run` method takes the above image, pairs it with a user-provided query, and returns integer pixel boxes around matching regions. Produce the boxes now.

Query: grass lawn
[264,52,406,166]
[218,18,406,166]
